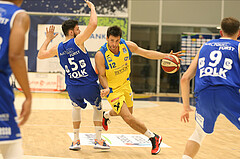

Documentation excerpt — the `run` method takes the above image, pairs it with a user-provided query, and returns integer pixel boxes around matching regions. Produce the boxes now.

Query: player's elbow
[9,54,20,63]
[181,74,190,85]
[37,51,47,59]
[9,50,23,62]
[37,53,44,59]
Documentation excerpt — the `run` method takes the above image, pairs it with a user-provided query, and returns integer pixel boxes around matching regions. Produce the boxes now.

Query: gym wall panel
[131,0,160,23]
[224,1,240,20]
[162,1,221,26]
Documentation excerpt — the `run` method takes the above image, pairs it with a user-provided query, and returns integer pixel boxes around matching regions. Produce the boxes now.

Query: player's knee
[93,106,102,122]
[72,107,81,122]
[188,124,207,145]
[128,107,133,114]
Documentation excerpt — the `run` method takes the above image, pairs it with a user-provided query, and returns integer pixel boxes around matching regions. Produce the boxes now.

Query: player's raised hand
[46,25,58,41]
[84,0,95,9]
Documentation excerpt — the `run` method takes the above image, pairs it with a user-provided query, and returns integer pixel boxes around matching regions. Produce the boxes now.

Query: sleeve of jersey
[237,43,240,61]
[121,39,132,60]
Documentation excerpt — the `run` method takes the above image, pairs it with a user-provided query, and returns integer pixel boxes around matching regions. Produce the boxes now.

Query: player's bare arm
[95,51,110,97]
[75,0,97,47]
[126,41,183,60]
[38,25,58,59]
[9,12,32,126]
[180,52,199,123]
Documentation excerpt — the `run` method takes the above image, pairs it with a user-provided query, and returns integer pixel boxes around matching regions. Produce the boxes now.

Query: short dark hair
[62,20,78,36]
[221,17,240,36]
[107,26,122,38]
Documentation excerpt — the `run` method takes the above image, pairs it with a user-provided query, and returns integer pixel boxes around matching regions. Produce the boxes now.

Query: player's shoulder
[14,11,29,22]
[121,38,133,47]
[120,38,126,43]
[99,43,108,54]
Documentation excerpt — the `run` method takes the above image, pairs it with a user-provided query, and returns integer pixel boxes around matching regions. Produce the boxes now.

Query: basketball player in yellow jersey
[95,26,183,155]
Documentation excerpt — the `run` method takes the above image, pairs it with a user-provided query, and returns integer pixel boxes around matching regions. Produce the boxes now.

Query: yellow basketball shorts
[107,81,133,114]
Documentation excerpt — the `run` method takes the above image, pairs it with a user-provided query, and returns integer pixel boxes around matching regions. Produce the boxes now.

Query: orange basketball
[161,55,180,74]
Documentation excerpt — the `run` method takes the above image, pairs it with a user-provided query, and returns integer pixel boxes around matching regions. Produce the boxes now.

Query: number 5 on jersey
[65,57,86,73]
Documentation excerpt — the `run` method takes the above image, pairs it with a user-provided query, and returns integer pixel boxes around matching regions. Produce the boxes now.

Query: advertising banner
[22,0,128,17]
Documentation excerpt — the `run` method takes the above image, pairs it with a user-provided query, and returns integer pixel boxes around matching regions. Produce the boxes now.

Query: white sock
[95,126,102,141]
[73,129,79,142]
[182,155,192,159]
[144,129,155,138]
[104,110,111,119]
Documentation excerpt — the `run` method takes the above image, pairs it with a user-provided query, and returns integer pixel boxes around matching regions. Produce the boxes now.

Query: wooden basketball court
[12,92,240,159]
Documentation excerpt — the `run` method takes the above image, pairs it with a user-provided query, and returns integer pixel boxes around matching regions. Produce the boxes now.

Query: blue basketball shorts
[195,86,240,134]
[66,82,101,110]
[0,74,21,142]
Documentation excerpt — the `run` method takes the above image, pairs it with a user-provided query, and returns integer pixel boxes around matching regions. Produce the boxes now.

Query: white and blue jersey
[58,39,101,109]
[195,38,240,93]
[58,38,98,86]
[194,38,240,133]
[0,1,25,142]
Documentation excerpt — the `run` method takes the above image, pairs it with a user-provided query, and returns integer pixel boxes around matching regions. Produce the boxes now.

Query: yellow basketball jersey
[99,39,132,89]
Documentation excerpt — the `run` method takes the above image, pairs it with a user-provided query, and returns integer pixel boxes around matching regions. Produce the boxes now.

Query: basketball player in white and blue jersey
[0,0,32,158]
[38,0,109,150]
[181,17,240,159]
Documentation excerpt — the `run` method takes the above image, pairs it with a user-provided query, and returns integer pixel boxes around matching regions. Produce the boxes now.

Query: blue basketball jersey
[195,38,240,93]
[0,1,25,142]
[58,38,98,86]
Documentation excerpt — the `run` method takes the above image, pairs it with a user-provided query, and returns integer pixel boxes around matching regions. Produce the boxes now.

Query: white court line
[23,156,75,159]
[0,156,75,159]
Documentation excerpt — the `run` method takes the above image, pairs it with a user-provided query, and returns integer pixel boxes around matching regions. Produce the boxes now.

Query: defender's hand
[46,25,58,41]
[18,98,32,126]
[180,107,194,123]
[84,0,95,9]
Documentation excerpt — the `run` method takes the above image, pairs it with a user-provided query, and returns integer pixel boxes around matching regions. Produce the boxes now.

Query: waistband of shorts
[195,85,240,95]
[200,85,240,93]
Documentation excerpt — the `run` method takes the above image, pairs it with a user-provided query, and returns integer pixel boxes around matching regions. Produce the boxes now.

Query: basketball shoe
[69,140,81,151]
[149,133,162,155]
[102,111,110,131]
[94,139,110,149]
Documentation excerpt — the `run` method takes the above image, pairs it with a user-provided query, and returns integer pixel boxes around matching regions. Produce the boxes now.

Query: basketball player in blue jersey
[0,0,32,158]
[180,17,240,159]
[95,26,183,155]
[38,0,109,151]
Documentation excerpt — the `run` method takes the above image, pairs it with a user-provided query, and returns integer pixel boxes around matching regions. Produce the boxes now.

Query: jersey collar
[0,1,14,5]
[220,37,233,40]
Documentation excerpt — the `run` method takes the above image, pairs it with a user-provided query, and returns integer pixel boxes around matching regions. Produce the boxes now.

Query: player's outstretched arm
[95,51,110,97]
[75,0,97,46]
[180,52,199,123]
[9,12,32,126]
[126,41,183,60]
[38,25,58,59]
